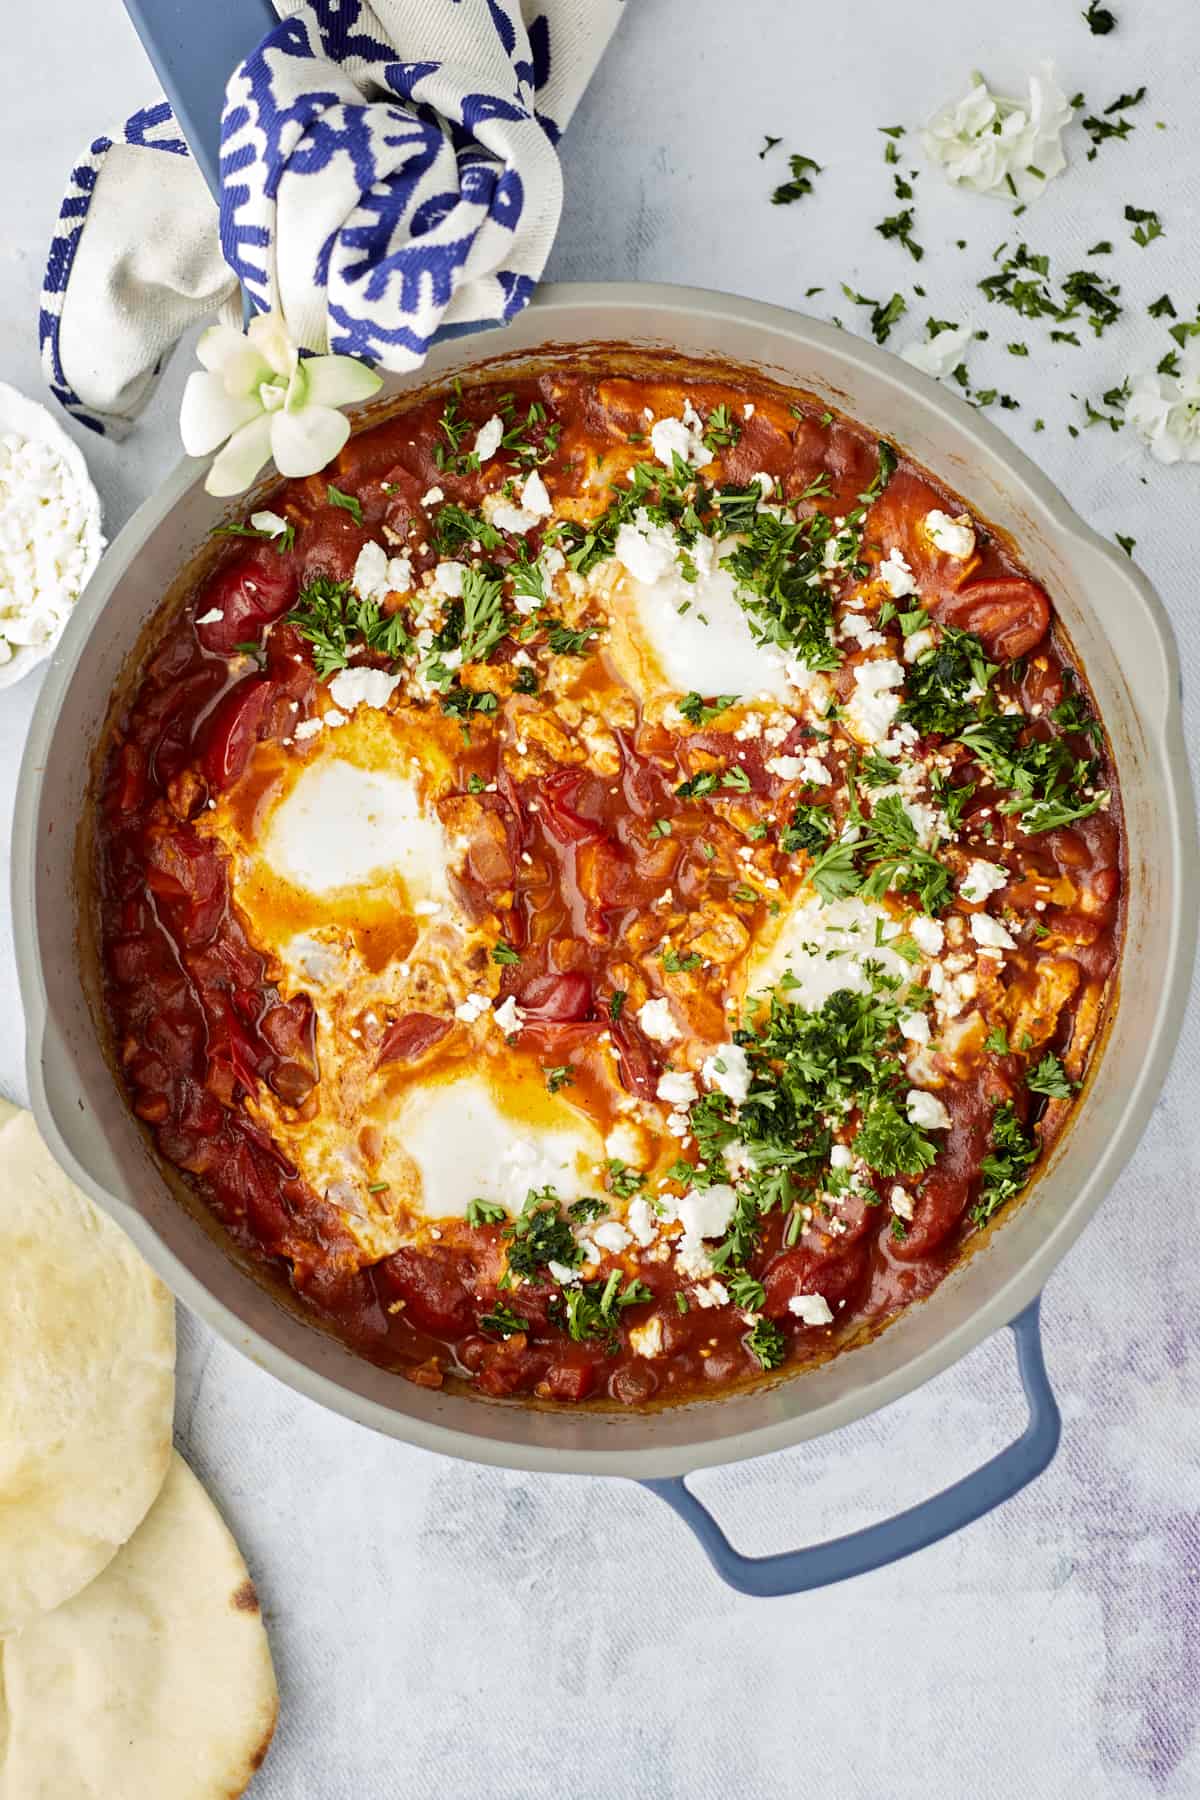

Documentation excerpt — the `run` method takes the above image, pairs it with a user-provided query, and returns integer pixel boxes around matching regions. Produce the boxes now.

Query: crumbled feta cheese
[548,1259,581,1287]
[196,606,224,625]
[649,413,709,470]
[520,469,552,517]
[970,912,1017,951]
[626,1196,659,1248]
[960,859,1009,903]
[656,1070,698,1107]
[592,1220,632,1253]
[493,995,523,1034]
[789,1292,834,1327]
[924,509,976,560]
[921,62,1073,203]
[903,627,936,663]
[845,658,906,744]
[765,754,804,782]
[323,708,348,728]
[420,485,444,507]
[890,1185,915,1221]
[692,1279,731,1310]
[249,509,288,538]
[701,1042,752,1104]
[453,993,492,1024]
[613,512,680,584]
[327,665,403,713]
[0,421,103,663]
[431,560,466,598]
[676,1184,736,1244]
[909,914,945,956]
[629,1315,664,1357]
[473,415,504,463]
[293,717,324,741]
[877,546,918,597]
[801,754,833,787]
[900,1011,931,1046]
[352,540,413,604]
[829,1143,853,1170]
[638,997,681,1045]
[840,611,886,649]
[907,1088,952,1131]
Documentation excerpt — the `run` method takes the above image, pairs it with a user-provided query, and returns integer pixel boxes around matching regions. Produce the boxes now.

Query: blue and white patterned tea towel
[39,0,624,437]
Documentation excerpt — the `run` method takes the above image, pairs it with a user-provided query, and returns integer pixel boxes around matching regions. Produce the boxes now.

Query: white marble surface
[3,1,1200,1794]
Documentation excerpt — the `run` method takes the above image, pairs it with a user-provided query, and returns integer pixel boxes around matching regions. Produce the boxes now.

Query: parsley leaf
[1027,1054,1073,1098]
[326,484,363,525]
[771,153,823,205]
[745,1318,788,1369]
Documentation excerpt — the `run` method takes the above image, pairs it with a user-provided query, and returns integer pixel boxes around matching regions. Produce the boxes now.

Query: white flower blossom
[900,323,974,380]
[180,312,382,497]
[1126,342,1200,464]
[922,64,1073,202]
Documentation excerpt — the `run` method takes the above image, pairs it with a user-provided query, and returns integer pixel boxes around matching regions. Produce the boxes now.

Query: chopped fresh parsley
[545,621,596,656]
[212,517,296,554]
[662,947,703,973]
[1083,1,1116,32]
[781,802,834,855]
[326,484,363,525]
[545,1064,575,1095]
[876,208,924,262]
[558,1273,653,1346]
[288,576,411,677]
[1125,204,1164,247]
[605,1159,645,1201]
[1026,1054,1073,1099]
[678,690,740,725]
[727,1272,767,1312]
[491,941,521,966]
[503,1188,580,1278]
[479,1300,529,1339]
[745,1318,788,1370]
[972,1102,1039,1224]
[432,503,504,557]
[466,1197,508,1228]
[771,153,822,205]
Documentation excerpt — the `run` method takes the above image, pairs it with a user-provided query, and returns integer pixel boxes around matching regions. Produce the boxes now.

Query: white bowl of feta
[0,384,104,690]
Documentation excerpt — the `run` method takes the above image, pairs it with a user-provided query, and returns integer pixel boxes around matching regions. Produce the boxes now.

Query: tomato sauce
[94,364,1124,1408]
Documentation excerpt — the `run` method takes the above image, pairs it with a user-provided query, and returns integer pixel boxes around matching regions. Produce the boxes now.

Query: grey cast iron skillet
[20,0,1195,1595]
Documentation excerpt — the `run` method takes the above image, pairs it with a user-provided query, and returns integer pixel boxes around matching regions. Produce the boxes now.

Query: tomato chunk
[201,675,272,791]
[938,577,1051,660]
[516,971,592,1022]
[377,1013,453,1064]
[195,551,298,654]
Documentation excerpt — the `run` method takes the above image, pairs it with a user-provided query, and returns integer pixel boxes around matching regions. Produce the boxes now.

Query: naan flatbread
[0,1450,278,1799]
[0,1107,175,1634]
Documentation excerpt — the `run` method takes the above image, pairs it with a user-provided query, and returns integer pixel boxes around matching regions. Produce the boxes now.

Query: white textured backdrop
[2,0,1199,1794]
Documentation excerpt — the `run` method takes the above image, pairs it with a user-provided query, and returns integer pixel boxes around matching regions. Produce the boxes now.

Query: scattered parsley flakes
[771,153,822,205]
[876,207,924,262]
[1124,204,1164,247]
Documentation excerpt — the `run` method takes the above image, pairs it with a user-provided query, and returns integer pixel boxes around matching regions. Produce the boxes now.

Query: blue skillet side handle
[641,1296,1060,1598]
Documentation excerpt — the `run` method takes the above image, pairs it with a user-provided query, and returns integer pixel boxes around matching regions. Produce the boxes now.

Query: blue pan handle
[120,0,277,200]
[641,1296,1059,1597]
